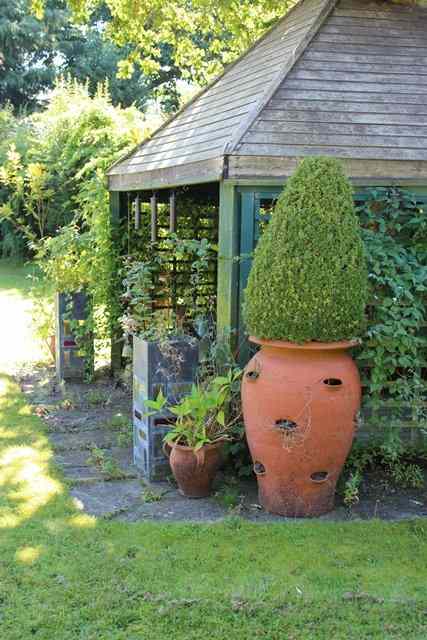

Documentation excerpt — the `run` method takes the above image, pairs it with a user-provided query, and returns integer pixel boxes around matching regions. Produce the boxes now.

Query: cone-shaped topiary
[243,157,368,343]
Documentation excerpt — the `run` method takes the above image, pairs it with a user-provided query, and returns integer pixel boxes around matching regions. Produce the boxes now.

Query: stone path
[3,264,426,523]
[18,366,427,523]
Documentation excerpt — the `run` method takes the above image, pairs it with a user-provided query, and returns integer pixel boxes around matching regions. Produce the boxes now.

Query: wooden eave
[227,156,427,186]
[108,156,225,191]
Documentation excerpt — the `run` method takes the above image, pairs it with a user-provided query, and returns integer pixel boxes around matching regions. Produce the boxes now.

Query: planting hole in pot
[253,462,266,475]
[246,370,259,381]
[323,378,343,387]
[275,419,297,432]
[134,409,142,420]
[310,471,329,482]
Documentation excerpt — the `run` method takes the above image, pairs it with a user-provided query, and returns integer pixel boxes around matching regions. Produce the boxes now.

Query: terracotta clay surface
[164,441,224,498]
[242,339,361,517]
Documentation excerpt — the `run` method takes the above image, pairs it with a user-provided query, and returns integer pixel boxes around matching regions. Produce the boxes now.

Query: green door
[237,187,281,363]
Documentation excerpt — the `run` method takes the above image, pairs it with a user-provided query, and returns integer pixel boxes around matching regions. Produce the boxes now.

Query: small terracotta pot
[242,338,361,517]
[163,440,224,498]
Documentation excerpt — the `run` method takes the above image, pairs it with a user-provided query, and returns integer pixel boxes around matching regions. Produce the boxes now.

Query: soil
[18,364,427,524]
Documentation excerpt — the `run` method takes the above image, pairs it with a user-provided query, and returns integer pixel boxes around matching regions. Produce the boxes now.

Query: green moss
[243,157,369,343]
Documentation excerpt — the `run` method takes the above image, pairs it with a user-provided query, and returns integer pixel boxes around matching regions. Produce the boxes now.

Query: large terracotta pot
[163,440,224,498]
[241,338,361,517]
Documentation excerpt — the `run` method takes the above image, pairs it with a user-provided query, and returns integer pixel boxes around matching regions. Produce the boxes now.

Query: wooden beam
[108,157,223,191]
[109,191,123,377]
[228,155,427,184]
[169,190,177,233]
[216,182,240,358]
[134,194,140,230]
[150,191,158,242]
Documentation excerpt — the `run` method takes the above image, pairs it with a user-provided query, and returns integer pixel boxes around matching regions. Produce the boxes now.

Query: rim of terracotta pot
[169,439,226,452]
[249,337,360,351]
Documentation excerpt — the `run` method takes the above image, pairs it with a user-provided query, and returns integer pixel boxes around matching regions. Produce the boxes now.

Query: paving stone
[54,450,105,483]
[20,365,427,524]
[49,429,115,451]
[70,480,143,517]
[118,492,228,523]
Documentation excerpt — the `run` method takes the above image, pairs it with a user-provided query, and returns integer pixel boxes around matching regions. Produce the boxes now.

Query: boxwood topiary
[243,156,368,343]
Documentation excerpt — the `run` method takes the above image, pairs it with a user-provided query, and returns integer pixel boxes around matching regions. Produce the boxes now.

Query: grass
[0,260,50,371]
[0,261,427,639]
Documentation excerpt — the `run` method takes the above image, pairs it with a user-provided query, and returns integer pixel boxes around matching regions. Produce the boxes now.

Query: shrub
[243,156,369,343]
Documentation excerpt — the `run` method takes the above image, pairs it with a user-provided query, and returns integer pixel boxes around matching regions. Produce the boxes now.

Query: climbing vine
[357,187,427,422]
[339,187,427,505]
[120,235,217,342]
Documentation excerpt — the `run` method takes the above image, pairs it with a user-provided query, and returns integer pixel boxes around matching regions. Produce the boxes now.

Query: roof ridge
[107,0,321,176]
[224,0,339,156]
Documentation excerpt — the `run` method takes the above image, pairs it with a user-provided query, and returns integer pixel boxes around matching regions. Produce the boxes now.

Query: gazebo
[108,0,427,363]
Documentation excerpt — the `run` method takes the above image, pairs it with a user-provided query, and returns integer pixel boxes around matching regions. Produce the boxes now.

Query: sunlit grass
[0,374,64,529]
[0,261,50,372]
[15,545,42,564]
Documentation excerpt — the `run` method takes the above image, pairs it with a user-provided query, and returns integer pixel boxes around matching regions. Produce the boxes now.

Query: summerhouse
[108,0,427,364]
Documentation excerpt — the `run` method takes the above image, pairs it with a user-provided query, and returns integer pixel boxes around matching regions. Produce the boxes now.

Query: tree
[0,0,180,112]
[32,0,292,87]
[56,6,182,111]
[0,80,147,242]
[0,0,65,111]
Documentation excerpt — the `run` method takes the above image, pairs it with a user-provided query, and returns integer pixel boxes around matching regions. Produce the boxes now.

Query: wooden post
[150,191,158,242]
[169,190,176,233]
[134,194,140,230]
[216,181,240,359]
[169,190,177,313]
[110,190,123,377]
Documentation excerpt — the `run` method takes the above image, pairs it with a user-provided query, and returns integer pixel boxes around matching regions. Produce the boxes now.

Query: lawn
[0,261,427,640]
[0,260,49,371]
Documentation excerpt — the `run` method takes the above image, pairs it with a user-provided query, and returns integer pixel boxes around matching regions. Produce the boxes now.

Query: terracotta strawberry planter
[163,440,224,498]
[242,338,361,517]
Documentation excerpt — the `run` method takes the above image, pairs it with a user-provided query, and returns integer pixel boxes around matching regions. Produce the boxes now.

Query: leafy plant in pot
[146,369,242,497]
[242,157,369,517]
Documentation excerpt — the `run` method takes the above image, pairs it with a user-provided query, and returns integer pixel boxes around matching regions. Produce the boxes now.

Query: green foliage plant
[243,157,369,343]
[120,235,216,342]
[1,0,174,113]
[145,368,242,450]
[34,0,293,87]
[0,147,54,243]
[341,438,426,507]
[0,80,152,370]
[87,445,126,479]
[357,187,427,418]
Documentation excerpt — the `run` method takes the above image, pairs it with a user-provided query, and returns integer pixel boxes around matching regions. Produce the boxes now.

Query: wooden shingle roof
[109,0,427,190]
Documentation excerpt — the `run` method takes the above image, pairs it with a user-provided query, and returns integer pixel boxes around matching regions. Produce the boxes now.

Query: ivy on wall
[356,187,427,433]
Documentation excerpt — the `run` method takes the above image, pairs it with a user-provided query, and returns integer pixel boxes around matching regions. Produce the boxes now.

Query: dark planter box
[55,292,93,382]
[133,336,199,480]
